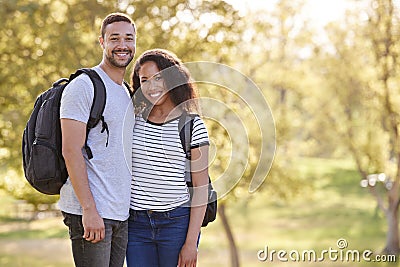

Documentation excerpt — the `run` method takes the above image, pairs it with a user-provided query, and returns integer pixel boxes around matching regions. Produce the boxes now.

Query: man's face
[100,21,136,68]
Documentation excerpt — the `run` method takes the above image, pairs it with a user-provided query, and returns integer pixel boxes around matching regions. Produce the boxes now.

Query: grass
[198,157,396,266]
[0,157,398,267]
[0,253,71,267]
[0,223,67,239]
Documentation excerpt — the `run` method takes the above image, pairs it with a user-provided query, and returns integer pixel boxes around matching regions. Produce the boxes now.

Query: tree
[0,0,250,265]
[1,0,323,264]
[232,0,314,200]
[0,0,242,195]
[356,0,400,254]
[0,0,111,207]
[315,0,400,254]
[194,1,320,265]
[186,61,276,267]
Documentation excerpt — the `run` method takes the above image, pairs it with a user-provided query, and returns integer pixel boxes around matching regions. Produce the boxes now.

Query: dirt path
[0,216,73,265]
[0,238,73,263]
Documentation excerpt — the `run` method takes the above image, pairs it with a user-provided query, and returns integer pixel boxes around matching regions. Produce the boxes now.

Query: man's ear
[99,36,105,49]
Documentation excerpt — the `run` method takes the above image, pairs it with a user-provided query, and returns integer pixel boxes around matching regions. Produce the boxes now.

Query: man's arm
[61,118,105,243]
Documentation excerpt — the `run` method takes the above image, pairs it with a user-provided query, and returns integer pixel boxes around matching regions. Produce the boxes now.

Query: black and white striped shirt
[130,114,209,211]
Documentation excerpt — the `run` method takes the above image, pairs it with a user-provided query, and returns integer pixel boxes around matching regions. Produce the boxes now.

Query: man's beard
[107,52,133,68]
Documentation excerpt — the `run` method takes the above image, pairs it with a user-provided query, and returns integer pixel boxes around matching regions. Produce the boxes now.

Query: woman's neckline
[144,115,181,126]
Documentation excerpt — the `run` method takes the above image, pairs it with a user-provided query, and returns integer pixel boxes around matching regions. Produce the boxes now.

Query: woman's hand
[178,242,198,267]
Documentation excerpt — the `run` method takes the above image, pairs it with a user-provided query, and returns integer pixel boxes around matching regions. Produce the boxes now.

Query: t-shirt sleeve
[60,75,94,123]
[190,116,209,148]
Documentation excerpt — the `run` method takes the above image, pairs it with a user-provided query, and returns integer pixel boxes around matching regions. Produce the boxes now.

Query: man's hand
[82,208,105,243]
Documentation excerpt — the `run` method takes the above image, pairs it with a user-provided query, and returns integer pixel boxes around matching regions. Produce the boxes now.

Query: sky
[224,0,352,27]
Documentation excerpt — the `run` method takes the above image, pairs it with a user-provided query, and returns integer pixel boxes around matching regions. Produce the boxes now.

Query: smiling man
[58,13,136,267]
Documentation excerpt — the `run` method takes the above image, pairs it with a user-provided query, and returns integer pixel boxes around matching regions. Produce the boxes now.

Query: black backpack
[22,68,108,195]
[178,112,218,227]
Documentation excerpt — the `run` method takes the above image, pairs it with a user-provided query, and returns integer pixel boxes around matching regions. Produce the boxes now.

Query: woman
[126,49,209,267]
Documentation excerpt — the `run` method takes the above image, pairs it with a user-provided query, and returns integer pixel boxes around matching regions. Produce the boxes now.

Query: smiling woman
[126,48,210,267]
[137,61,168,106]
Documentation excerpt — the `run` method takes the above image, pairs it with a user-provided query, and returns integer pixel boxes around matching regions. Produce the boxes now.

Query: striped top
[130,114,209,211]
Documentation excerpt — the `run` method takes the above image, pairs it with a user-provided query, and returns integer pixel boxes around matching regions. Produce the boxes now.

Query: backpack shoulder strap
[178,112,197,159]
[178,112,198,183]
[70,68,107,159]
[123,80,133,98]
[78,69,107,126]
[178,113,213,192]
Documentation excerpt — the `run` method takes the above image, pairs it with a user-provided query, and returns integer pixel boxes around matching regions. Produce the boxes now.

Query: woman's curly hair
[130,48,198,114]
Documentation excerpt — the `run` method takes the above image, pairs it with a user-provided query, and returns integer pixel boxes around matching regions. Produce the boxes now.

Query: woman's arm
[178,145,209,267]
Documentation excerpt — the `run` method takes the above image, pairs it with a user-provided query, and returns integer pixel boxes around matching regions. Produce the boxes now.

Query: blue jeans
[62,212,128,267]
[126,206,190,267]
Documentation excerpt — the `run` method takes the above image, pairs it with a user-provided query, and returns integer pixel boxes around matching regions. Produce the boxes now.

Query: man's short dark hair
[101,13,136,38]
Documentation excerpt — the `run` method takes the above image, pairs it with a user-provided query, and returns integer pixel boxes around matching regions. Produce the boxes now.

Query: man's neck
[99,61,126,85]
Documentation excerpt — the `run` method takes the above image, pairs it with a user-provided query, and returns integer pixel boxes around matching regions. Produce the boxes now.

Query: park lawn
[0,253,71,267]
[198,157,395,266]
[0,157,398,267]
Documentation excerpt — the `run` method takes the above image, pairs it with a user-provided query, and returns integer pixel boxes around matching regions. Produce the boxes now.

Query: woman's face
[138,61,170,106]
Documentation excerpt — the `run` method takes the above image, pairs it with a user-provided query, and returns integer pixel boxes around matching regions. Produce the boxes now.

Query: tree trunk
[383,189,400,255]
[218,203,240,267]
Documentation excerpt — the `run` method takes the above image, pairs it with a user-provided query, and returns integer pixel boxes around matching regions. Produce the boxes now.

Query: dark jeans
[126,206,191,267]
[62,212,128,267]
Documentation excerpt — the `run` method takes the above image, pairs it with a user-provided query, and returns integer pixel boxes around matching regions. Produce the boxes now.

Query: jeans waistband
[129,205,190,217]
[130,209,166,216]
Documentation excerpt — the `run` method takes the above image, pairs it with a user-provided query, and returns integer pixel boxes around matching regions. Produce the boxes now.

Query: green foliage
[1,0,399,262]
[317,0,400,178]
[0,170,59,209]
[129,0,243,64]
[0,226,67,239]
[307,0,400,253]
[0,157,388,267]
[4,0,395,225]
[0,0,110,174]
[0,0,244,204]
[229,0,316,199]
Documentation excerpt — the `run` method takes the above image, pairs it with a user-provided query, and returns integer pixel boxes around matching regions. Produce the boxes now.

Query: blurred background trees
[1,0,400,265]
[317,0,400,254]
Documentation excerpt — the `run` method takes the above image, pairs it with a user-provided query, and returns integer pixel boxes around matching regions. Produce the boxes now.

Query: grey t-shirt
[58,66,134,221]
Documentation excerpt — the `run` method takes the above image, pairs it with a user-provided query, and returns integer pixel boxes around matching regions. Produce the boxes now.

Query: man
[58,13,136,267]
